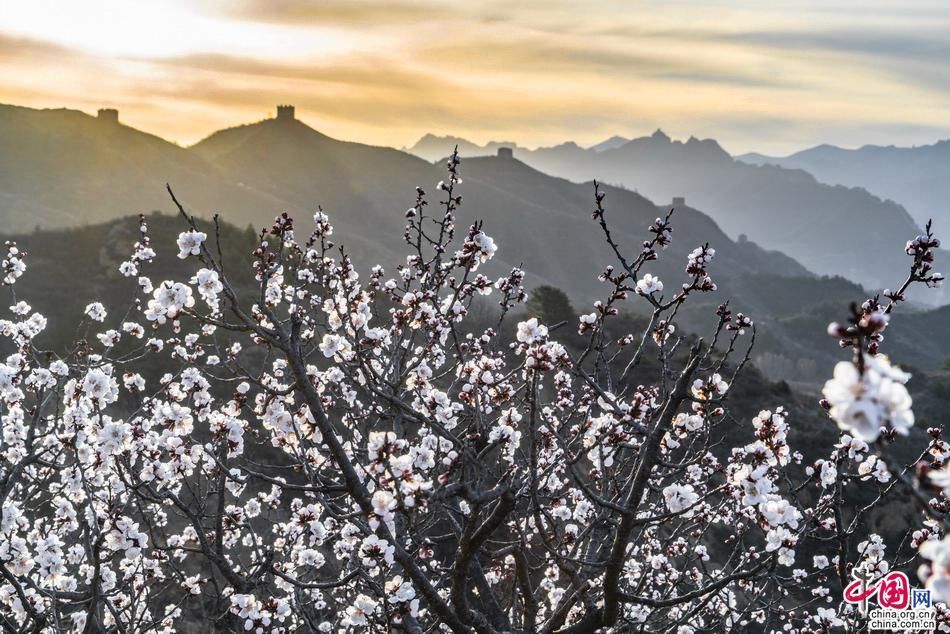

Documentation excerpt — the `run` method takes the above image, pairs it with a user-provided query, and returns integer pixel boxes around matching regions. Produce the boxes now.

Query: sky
[2,0,950,155]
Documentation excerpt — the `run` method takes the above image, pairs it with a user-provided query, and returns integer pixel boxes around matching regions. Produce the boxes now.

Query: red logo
[844,571,910,610]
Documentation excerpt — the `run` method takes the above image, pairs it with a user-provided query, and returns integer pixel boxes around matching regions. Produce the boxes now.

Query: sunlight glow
[0,0,351,60]
[1,0,949,153]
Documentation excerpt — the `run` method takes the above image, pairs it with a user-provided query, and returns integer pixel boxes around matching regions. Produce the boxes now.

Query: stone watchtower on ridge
[276,105,295,122]
[97,108,119,125]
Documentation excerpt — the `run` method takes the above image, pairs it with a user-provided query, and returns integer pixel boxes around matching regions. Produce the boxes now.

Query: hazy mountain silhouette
[588,135,631,152]
[189,112,815,305]
[407,135,633,160]
[0,103,286,232]
[5,101,950,383]
[406,130,928,294]
[190,114,443,267]
[404,134,519,162]
[0,102,820,306]
[738,141,950,230]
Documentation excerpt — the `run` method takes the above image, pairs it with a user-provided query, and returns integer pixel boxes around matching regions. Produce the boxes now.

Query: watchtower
[97,108,119,125]
[276,105,295,121]
[497,147,514,159]
[672,196,686,207]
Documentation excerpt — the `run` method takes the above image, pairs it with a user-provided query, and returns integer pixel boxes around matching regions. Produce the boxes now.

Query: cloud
[197,0,453,26]
[725,27,950,61]
[149,52,439,92]
[415,38,665,75]
[653,70,791,89]
[0,32,78,61]
[1,1,950,153]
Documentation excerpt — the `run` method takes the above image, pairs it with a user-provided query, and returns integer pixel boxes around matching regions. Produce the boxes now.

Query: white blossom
[176,230,207,259]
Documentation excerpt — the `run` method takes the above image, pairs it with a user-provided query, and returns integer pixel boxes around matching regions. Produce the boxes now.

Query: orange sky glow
[2,0,950,154]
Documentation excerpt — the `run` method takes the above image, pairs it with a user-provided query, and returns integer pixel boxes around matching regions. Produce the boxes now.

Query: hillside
[8,213,948,439]
[5,103,950,384]
[3,213,869,476]
[190,115,441,269]
[0,214,258,350]
[10,206,950,391]
[738,141,950,231]
[0,102,824,304]
[191,114,822,310]
[0,103,286,232]
[406,130,929,296]
[2,102,930,299]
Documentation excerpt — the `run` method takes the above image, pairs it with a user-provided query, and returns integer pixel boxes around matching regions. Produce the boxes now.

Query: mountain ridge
[0,101,940,307]
[5,102,950,384]
[403,128,931,296]
[0,102,814,306]
[737,140,950,230]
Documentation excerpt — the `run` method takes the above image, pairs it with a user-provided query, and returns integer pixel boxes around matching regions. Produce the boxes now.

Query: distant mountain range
[4,102,950,383]
[0,102,812,307]
[406,134,633,162]
[738,141,950,230]
[3,102,932,297]
[405,134,520,162]
[405,130,936,295]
